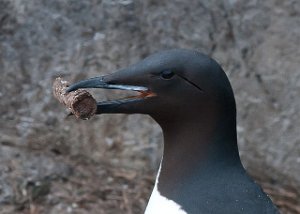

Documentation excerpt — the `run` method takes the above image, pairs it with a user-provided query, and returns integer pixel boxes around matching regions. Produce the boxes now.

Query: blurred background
[0,0,299,213]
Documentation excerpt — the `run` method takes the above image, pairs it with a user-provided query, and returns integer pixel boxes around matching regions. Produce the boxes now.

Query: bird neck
[156,109,244,197]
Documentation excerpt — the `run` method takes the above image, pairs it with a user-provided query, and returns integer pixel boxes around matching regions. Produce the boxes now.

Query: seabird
[67,49,279,214]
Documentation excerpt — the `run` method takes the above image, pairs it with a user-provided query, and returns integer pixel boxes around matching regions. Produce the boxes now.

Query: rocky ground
[0,0,299,213]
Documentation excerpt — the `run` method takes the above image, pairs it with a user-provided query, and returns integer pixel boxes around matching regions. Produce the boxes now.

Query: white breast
[145,162,187,214]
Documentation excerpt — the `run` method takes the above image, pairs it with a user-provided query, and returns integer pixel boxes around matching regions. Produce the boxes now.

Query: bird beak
[66,76,148,92]
[66,75,155,114]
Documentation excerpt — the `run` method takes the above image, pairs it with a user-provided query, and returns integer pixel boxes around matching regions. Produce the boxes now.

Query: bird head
[67,49,235,124]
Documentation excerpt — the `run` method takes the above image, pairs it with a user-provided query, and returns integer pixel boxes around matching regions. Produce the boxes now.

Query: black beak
[66,76,154,114]
[66,76,148,93]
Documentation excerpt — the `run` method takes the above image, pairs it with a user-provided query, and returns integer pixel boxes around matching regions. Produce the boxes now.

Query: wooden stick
[53,77,97,119]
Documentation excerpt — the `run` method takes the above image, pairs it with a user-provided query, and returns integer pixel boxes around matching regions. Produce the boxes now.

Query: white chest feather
[145,163,187,214]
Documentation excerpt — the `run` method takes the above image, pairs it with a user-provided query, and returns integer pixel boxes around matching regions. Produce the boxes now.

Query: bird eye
[160,70,175,80]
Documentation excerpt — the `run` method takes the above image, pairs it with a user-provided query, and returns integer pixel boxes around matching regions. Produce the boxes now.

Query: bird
[67,49,279,214]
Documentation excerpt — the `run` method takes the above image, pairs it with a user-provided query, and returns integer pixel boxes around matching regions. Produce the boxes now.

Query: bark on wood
[53,77,97,119]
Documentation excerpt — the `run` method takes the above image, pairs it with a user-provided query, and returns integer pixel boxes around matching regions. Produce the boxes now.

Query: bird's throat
[155,115,243,206]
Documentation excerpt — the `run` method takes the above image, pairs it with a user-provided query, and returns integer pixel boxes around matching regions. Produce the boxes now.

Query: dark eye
[160,70,175,80]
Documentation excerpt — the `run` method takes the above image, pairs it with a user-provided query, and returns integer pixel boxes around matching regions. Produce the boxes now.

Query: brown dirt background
[0,0,299,213]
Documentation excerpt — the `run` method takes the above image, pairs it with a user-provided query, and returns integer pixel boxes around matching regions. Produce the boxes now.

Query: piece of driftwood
[53,77,97,119]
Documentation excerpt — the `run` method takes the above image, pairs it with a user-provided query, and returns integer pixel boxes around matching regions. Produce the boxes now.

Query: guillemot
[67,49,279,213]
